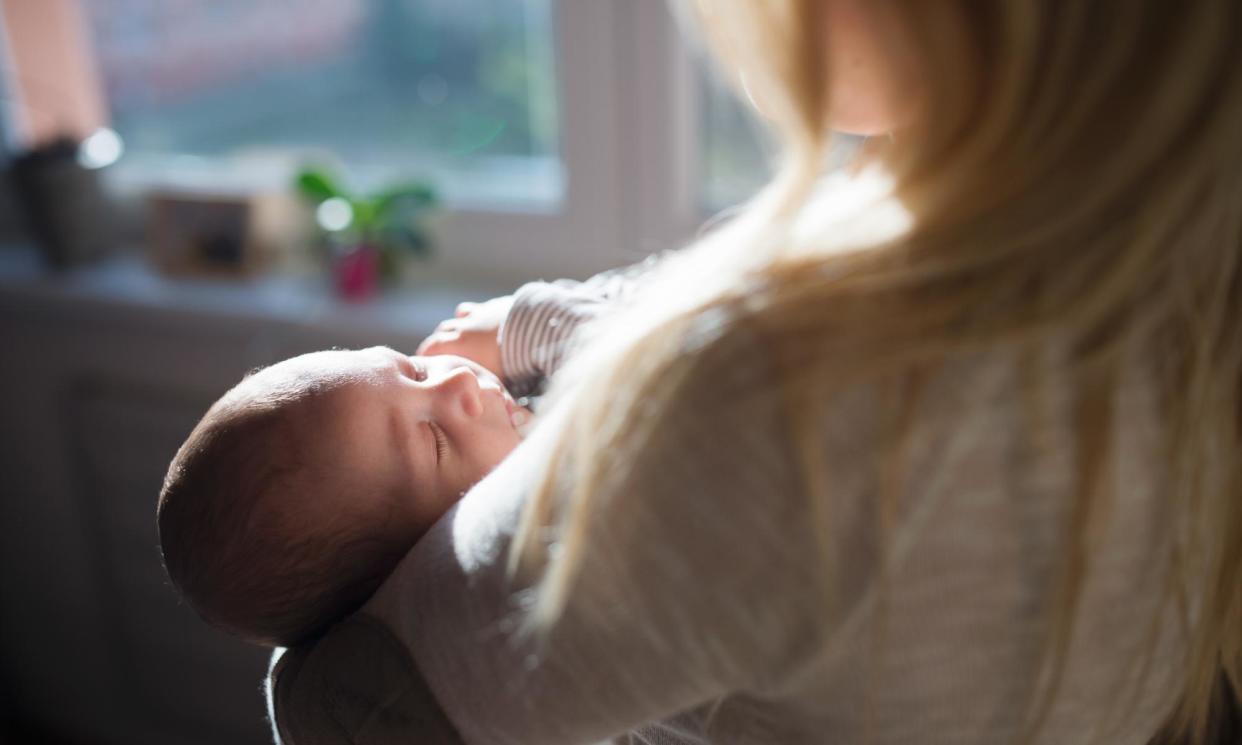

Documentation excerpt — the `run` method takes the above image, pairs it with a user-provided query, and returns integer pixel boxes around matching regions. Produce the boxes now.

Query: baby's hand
[416,294,514,379]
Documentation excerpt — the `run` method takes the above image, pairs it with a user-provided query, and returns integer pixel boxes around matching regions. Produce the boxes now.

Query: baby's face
[257,347,526,534]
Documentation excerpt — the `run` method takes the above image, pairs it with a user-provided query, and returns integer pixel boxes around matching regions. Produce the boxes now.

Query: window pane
[83,0,561,208]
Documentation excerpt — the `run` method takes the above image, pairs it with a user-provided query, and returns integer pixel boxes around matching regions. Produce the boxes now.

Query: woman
[267,1,1241,742]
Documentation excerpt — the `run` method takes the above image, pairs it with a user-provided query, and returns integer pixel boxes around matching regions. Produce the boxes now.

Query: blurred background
[0,1,844,742]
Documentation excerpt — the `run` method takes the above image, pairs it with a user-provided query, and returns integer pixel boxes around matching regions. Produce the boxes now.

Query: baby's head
[158,347,525,647]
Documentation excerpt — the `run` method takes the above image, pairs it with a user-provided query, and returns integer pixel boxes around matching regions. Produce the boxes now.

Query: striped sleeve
[498,271,639,398]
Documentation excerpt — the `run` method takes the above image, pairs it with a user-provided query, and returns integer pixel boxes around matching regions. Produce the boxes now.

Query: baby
[158,273,634,647]
[158,349,528,646]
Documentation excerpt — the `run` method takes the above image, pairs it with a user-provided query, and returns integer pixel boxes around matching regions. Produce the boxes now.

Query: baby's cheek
[446,458,493,503]
[488,431,524,470]
[460,442,515,495]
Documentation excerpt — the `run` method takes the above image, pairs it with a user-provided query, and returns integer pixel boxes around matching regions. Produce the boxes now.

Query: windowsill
[103,152,567,215]
[82,153,612,287]
[0,243,506,343]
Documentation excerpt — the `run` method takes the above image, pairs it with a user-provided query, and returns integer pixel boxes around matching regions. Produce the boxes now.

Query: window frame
[445,0,708,281]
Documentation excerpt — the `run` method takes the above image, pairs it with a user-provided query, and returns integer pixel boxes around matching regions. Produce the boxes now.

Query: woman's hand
[416,295,514,379]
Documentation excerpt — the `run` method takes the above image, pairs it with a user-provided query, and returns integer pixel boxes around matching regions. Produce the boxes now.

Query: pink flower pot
[334,244,380,302]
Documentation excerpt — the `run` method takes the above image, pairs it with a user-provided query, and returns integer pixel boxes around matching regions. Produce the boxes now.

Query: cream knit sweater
[267,276,1183,745]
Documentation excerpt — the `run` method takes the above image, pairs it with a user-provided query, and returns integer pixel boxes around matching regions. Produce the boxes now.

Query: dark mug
[8,135,114,270]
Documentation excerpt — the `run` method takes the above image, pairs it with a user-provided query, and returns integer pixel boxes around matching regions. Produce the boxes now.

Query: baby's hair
[158,381,406,647]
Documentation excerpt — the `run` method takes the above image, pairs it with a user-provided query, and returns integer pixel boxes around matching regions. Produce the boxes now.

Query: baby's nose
[438,367,483,418]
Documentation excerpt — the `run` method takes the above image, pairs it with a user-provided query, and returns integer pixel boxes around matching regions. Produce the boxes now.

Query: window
[697,68,863,212]
[698,70,776,212]
[84,0,561,209]
[6,1,821,282]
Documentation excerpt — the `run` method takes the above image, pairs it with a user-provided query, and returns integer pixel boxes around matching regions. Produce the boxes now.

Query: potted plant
[294,166,439,301]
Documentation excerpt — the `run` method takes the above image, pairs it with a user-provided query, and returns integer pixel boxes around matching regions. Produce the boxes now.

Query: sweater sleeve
[268,320,844,745]
[498,264,647,398]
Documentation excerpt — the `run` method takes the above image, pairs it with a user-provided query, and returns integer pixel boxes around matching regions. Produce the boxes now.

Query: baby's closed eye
[427,421,449,463]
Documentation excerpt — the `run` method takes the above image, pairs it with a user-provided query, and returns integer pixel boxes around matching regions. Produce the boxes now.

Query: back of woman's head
[518,2,1242,742]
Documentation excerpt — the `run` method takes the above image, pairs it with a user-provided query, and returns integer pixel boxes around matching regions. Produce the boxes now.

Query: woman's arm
[269,323,847,744]
[268,618,463,745]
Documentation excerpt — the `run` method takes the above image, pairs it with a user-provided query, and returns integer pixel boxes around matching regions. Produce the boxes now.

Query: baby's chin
[407,510,443,542]
[509,405,534,438]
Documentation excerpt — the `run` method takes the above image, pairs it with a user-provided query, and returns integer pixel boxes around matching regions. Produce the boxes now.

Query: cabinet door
[72,379,271,745]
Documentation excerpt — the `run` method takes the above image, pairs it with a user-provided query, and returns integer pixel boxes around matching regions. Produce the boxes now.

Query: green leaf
[374,183,438,222]
[351,198,380,233]
[295,168,347,203]
[380,223,433,258]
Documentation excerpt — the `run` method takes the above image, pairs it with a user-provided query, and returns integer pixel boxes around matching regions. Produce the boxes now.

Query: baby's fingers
[455,301,479,318]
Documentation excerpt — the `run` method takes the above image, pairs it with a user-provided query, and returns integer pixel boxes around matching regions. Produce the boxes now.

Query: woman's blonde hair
[512,1,1242,741]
